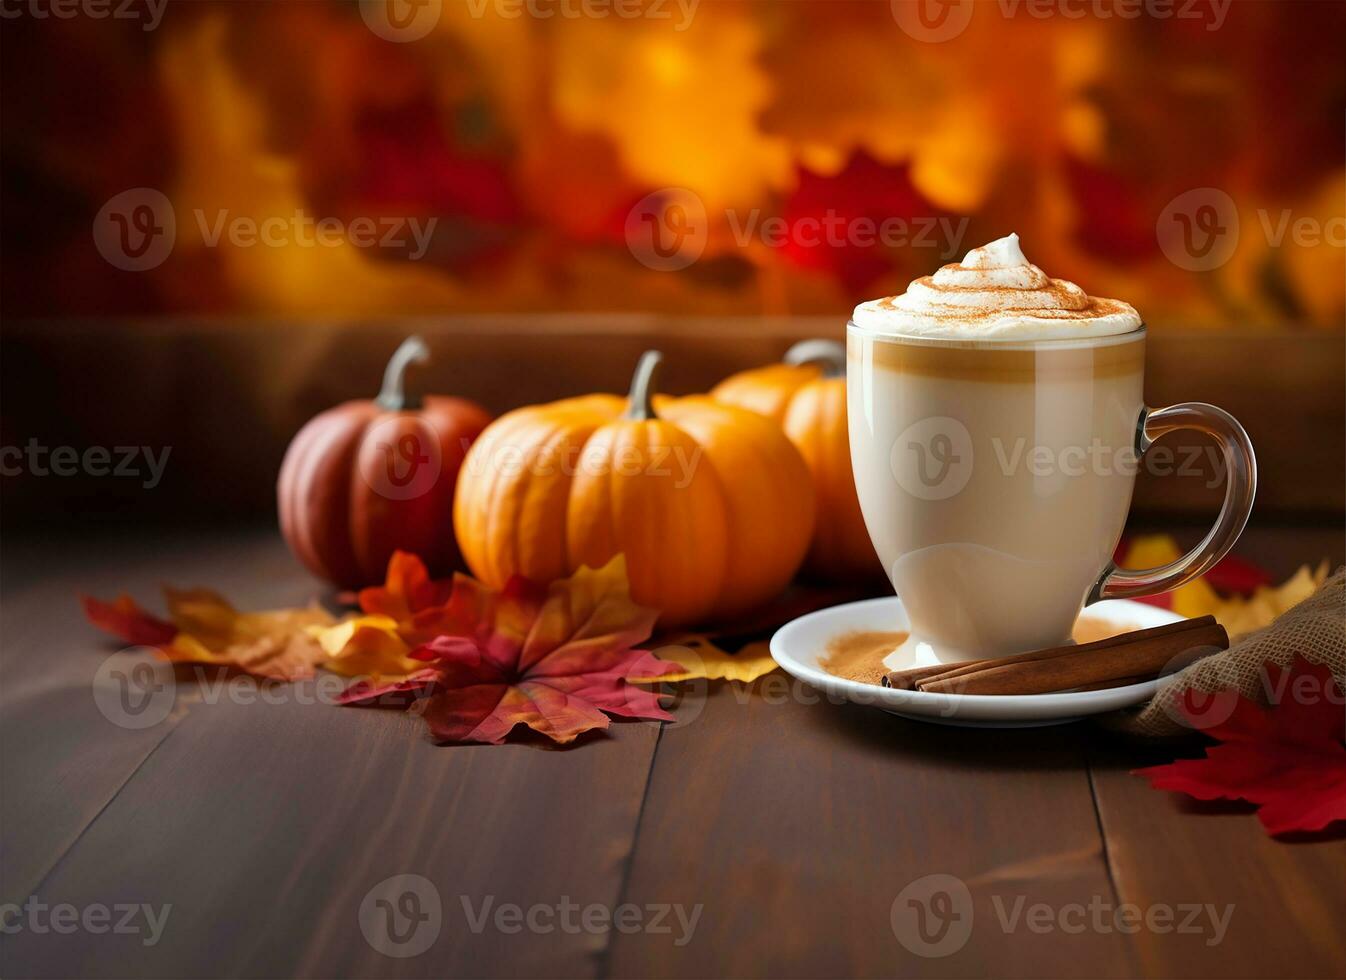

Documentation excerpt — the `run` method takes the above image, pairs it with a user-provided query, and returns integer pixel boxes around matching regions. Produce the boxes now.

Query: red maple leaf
[80,594,178,648]
[341,558,681,745]
[1134,657,1346,836]
[779,153,954,293]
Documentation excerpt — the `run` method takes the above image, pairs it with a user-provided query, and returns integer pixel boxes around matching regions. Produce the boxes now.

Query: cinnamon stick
[918,619,1228,696]
[883,616,1218,691]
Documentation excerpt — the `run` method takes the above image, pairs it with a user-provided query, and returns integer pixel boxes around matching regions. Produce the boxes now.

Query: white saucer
[769,596,1182,728]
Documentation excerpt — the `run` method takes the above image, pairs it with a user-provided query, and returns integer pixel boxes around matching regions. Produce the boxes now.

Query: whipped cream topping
[852,234,1142,341]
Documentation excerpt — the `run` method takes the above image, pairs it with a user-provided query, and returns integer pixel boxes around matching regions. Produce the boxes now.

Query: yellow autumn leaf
[162,587,334,681]
[648,636,779,684]
[310,615,425,680]
[1210,562,1330,639]
[1121,535,1329,638]
[1119,534,1221,618]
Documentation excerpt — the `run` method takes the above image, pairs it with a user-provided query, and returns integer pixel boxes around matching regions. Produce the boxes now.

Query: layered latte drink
[849,235,1148,663]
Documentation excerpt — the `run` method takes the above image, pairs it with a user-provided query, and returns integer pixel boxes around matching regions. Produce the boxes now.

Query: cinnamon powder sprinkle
[819,631,908,685]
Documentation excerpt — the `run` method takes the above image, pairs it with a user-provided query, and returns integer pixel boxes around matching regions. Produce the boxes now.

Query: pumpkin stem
[784,339,846,379]
[624,350,664,421]
[376,335,431,411]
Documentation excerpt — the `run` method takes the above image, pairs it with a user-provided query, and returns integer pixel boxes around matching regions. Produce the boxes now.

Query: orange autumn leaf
[342,556,684,745]
[357,551,451,624]
[357,550,467,645]
[314,551,474,680]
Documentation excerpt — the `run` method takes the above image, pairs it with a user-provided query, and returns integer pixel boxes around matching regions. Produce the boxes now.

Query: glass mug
[847,323,1256,665]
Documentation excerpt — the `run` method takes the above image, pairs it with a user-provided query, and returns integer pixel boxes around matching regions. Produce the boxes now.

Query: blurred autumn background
[1,0,1343,525]
[3,0,1343,324]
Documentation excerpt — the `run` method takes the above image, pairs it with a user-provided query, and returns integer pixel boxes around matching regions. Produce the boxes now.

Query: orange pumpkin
[712,340,882,582]
[453,351,815,627]
[278,336,491,589]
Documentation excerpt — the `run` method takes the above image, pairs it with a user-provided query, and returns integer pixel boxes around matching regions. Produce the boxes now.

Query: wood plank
[1087,736,1346,978]
[0,533,660,978]
[0,528,308,908]
[1083,520,1346,978]
[609,677,1139,978]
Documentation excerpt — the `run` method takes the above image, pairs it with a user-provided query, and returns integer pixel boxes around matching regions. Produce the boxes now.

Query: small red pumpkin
[278,336,491,589]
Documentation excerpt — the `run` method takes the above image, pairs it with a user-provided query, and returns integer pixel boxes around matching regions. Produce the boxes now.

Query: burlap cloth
[1103,568,1345,738]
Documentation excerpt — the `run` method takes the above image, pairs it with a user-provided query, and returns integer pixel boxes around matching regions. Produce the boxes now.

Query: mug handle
[1088,402,1257,604]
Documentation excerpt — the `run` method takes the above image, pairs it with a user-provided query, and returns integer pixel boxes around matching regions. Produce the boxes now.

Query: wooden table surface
[1,521,1343,979]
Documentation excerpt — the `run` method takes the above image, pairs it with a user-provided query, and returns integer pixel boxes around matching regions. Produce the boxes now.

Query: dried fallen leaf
[85,587,336,682]
[163,588,336,681]
[1134,657,1346,836]
[80,594,177,648]
[1206,563,1330,639]
[1119,536,1327,637]
[352,557,683,745]
[1119,534,1220,618]
[312,615,425,680]
[313,551,472,679]
[648,635,779,683]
